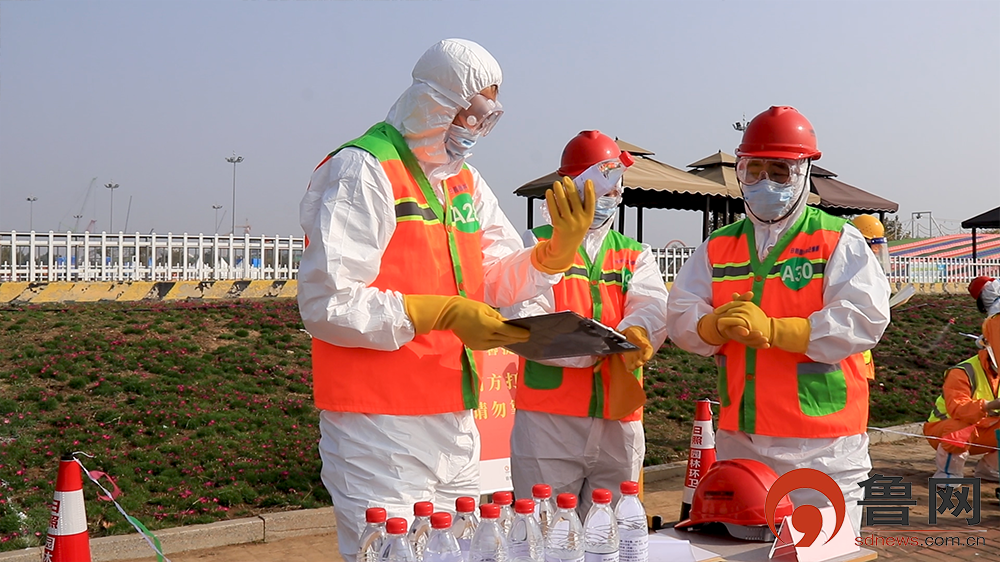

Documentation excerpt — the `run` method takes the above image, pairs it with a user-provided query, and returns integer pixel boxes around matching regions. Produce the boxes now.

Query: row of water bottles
[358,481,648,562]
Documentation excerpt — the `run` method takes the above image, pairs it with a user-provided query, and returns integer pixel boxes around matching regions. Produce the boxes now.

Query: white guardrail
[1,231,998,285]
[0,231,304,282]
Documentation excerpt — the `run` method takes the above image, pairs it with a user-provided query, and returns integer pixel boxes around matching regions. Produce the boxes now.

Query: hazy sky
[2,0,998,247]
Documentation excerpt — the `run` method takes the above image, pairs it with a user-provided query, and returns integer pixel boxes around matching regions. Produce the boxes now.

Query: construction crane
[61,177,98,232]
[236,218,252,236]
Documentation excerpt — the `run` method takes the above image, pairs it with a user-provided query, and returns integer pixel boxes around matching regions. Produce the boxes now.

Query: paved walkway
[83,438,1000,561]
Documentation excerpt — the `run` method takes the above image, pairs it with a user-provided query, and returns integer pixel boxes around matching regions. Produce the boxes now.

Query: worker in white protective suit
[665,106,890,537]
[501,130,669,518]
[297,39,595,561]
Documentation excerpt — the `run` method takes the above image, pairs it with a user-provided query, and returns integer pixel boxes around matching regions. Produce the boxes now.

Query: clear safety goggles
[454,94,503,136]
[735,157,808,186]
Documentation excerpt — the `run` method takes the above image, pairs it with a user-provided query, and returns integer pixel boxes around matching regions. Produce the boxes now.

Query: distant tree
[882,214,910,241]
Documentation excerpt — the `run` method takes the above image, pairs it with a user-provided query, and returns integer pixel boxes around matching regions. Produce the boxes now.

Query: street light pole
[105,182,120,232]
[26,197,38,231]
[212,204,223,234]
[225,153,244,235]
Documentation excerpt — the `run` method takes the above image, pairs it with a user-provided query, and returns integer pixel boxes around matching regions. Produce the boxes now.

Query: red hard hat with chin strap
[970,276,995,300]
[558,130,628,177]
[737,106,822,161]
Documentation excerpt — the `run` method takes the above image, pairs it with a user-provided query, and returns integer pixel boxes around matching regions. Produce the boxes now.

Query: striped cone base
[43,454,91,562]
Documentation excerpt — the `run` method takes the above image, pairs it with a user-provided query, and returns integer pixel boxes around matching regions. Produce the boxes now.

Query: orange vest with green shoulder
[515,226,645,421]
[706,206,869,438]
[311,122,487,415]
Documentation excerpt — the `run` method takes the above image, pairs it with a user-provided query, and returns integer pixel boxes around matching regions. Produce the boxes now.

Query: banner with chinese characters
[474,348,519,493]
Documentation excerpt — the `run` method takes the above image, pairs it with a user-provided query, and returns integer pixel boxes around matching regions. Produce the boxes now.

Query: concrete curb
[0,280,298,304]
[0,424,926,561]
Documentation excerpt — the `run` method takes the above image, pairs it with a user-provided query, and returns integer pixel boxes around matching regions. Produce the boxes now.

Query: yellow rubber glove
[695,292,754,346]
[717,296,812,354]
[607,354,646,421]
[531,176,596,274]
[769,317,811,355]
[621,326,654,372]
[403,294,530,351]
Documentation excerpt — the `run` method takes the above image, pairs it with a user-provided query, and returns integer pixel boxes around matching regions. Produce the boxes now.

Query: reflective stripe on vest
[311,122,486,415]
[516,227,644,420]
[707,207,869,438]
[927,356,995,423]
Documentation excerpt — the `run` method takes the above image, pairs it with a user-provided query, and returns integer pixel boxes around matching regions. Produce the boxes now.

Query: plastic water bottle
[493,491,515,535]
[614,482,647,562]
[532,484,556,539]
[424,512,464,562]
[382,517,417,562]
[545,494,584,562]
[508,498,544,562]
[583,490,619,562]
[410,501,434,561]
[359,507,389,562]
[453,496,480,562]
[469,503,507,562]
[572,152,635,198]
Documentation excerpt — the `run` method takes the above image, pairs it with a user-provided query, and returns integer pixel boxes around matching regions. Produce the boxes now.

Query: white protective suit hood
[386,38,502,185]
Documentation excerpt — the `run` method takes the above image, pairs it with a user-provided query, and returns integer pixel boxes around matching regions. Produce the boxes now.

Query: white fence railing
[651,247,1000,285]
[0,231,304,282]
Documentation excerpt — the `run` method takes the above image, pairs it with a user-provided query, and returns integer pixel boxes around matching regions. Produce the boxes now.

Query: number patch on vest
[449,193,480,233]
[780,257,815,291]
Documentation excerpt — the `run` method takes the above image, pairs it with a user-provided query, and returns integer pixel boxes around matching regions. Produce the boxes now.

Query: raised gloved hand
[717,292,812,354]
[607,354,646,421]
[695,292,754,346]
[621,326,654,372]
[403,294,530,351]
[531,176,596,274]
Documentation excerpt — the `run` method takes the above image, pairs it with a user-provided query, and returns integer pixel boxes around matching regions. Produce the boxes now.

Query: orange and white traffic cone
[43,453,91,562]
[679,399,716,523]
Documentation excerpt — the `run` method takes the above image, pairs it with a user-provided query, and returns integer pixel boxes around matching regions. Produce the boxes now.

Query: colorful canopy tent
[961,206,1000,260]
[514,141,744,242]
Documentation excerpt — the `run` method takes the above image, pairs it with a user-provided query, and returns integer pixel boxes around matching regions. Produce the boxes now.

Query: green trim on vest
[338,122,480,409]
[712,207,848,434]
[927,356,995,423]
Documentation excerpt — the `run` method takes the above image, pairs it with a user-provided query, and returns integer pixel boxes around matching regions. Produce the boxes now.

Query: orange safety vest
[310,122,486,415]
[515,226,645,421]
[706,207,869,438]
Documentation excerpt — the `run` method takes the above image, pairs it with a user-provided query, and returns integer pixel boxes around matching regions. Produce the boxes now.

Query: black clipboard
[502,311,639,361]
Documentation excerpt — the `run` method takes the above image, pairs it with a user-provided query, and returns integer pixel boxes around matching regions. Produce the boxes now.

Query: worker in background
[970,276,1000,317]
[665,106,891,536]
[923,314,1000,483]
[502,130,669,517]
[852,214,890,380]
[297,39,595,561]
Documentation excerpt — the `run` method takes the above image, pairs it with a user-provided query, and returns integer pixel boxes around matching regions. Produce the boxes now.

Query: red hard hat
[558,130,628,177]
[970,276,995,300]
[736,106,822,161]
[674,459,793,532]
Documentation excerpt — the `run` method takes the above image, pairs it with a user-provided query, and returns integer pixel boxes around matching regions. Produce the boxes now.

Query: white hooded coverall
[665,179,891,536]
[298,39,561,560]
[501,208,669,517]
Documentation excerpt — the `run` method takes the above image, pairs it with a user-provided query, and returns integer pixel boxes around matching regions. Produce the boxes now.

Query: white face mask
[591,195,620,229]
[444,124,480,161]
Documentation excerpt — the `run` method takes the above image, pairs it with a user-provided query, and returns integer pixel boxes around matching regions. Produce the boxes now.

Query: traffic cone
[679,399,716,523]
[43,453,91,562]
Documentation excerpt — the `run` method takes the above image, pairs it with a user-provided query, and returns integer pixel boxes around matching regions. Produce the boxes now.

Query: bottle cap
[387,517,408,534]
[556,493,577,509]
[414,501,434,517]
[592,489,612,504]
[514,499,535,514]
[480,503,500,519]
[532,484,552,499]
[456,496,476,513]
[620,481,639,495]
[431,512,452,529]
[492,491,513,506]
[619,151,635,167]
[365,507,387,523]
